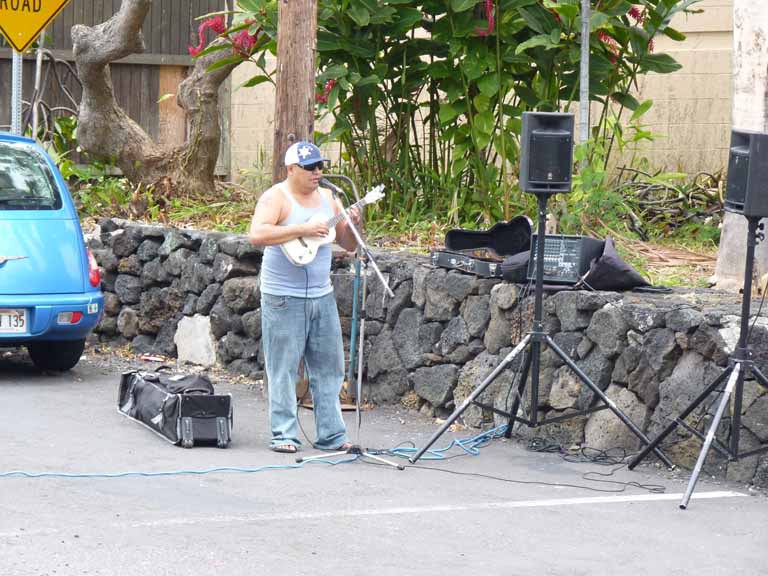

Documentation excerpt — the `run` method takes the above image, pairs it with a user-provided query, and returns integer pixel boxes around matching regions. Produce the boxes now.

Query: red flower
[209,15,227,34]
[475,0,495,37]
[598,30,619,64]
[598,30,617,51]
[188,15,226,57]
[316,79,337,104]
[232,29,257,57]
[648,38,655,53]
[628,6,645,25]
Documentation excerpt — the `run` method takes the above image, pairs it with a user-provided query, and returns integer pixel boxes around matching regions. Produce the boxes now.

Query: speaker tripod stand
[410,193,674,468]
[628,216,768,509]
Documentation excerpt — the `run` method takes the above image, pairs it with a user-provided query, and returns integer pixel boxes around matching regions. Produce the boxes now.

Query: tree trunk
[72,0,240,196]
[713,3,768,291]
[272,0,317,182]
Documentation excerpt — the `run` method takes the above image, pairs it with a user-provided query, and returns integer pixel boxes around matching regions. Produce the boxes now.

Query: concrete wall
[229,59,335,186]
[229,61,277,184]
[631,0,733,173]
[227,2,735,182]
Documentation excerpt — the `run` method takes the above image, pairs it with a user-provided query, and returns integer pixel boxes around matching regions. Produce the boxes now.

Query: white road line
[0,491,747,539]
[128,490,747,528]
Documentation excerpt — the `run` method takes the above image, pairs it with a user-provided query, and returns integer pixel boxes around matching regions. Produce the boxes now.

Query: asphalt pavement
[0,349,766,576]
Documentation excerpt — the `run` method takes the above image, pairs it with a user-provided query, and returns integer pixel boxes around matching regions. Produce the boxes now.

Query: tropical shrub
[211,0,702,230]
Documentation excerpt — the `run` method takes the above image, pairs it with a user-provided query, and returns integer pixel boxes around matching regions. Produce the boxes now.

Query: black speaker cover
[579,237,650,291]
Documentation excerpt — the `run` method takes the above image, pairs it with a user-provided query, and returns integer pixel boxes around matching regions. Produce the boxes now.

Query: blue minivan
[0,133,103,371]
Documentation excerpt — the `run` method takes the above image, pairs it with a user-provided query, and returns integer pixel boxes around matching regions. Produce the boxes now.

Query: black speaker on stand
[519,112,574,195]
[409,112,673,467]
[724,129,768,216]
[630,128,768,508]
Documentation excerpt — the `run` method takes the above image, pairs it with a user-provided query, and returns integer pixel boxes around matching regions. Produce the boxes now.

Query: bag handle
[182,387,213,395]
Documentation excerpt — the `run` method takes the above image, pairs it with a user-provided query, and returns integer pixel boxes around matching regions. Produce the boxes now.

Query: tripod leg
[363,450,406,470]
[628,366,733,470]
[504,347,532,438]
[529,341,542,426]
[546,336,675,469]
[680,364,741,510]
[409,335,531,464]
[752,365,768,391]
[297,450,349,463]
[730,361,747,456]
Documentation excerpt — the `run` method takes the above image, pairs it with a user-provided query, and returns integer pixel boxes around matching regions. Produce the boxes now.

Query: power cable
[0,424,667,494]
[0,457,358,480]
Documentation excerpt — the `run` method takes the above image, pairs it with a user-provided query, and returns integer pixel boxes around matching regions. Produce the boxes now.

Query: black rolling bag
[118,370,233,448]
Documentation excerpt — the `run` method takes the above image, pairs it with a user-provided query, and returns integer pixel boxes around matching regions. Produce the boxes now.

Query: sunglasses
[299,161,325,172]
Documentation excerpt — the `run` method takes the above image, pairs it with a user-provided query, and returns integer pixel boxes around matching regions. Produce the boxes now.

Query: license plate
[0,309,27,333]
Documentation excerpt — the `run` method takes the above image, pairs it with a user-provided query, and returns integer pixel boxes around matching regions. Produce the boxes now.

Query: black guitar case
[431,216,532,280]
[445,215,532,259]
[430,251,505,278]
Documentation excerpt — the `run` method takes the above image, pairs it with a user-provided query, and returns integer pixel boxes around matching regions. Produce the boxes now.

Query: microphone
[319,177,343,197]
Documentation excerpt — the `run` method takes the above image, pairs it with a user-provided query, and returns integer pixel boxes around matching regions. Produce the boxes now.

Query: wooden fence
[0,0,230,175]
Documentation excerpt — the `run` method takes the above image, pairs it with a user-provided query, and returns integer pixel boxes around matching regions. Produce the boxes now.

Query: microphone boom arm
[322,175,394,299]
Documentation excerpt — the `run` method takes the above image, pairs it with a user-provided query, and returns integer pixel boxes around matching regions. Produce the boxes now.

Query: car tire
[28,339,86,371]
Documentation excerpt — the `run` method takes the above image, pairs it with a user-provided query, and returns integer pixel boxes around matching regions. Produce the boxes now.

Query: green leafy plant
[41,114,133,217]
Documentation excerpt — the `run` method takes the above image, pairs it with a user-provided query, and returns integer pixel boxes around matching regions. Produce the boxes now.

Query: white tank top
[260,182,335,298]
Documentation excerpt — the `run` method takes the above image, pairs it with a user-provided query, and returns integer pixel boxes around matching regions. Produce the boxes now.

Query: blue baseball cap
[284,141,328,167]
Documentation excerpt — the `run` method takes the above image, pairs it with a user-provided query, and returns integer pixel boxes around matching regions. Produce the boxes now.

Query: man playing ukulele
[249,141,360,453]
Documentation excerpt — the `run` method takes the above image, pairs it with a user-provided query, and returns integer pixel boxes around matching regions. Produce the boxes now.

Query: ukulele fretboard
[325,197,369,228]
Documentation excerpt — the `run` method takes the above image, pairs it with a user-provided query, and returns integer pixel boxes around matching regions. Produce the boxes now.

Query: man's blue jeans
[261,292,348,450]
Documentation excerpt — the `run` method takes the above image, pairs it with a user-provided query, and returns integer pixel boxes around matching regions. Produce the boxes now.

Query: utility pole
[272,0,317,182]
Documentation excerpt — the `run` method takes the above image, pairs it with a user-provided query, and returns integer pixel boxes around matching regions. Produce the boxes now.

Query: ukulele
[280,184,385,266]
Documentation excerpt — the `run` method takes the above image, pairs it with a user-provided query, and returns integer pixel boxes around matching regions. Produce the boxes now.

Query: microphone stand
[297,175,403,470]
[320,176,395,300]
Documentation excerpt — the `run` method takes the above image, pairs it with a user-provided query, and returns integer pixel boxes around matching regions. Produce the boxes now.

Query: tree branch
[72,0,243,195]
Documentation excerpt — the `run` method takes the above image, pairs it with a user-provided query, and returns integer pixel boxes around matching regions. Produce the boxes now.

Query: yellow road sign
[0,0,72,53]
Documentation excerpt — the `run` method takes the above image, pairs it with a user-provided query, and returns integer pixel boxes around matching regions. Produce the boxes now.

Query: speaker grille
[529,130,572,184]
[725,146,749,213]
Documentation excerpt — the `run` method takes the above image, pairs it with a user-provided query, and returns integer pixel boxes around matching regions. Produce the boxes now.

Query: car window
[0,142,63,211]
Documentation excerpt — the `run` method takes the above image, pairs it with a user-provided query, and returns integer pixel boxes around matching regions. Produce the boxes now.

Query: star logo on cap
[298,146,313,160]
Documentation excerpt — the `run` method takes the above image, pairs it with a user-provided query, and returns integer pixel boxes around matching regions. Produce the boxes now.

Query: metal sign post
[11,50,23,135]
[31,29,46,137]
